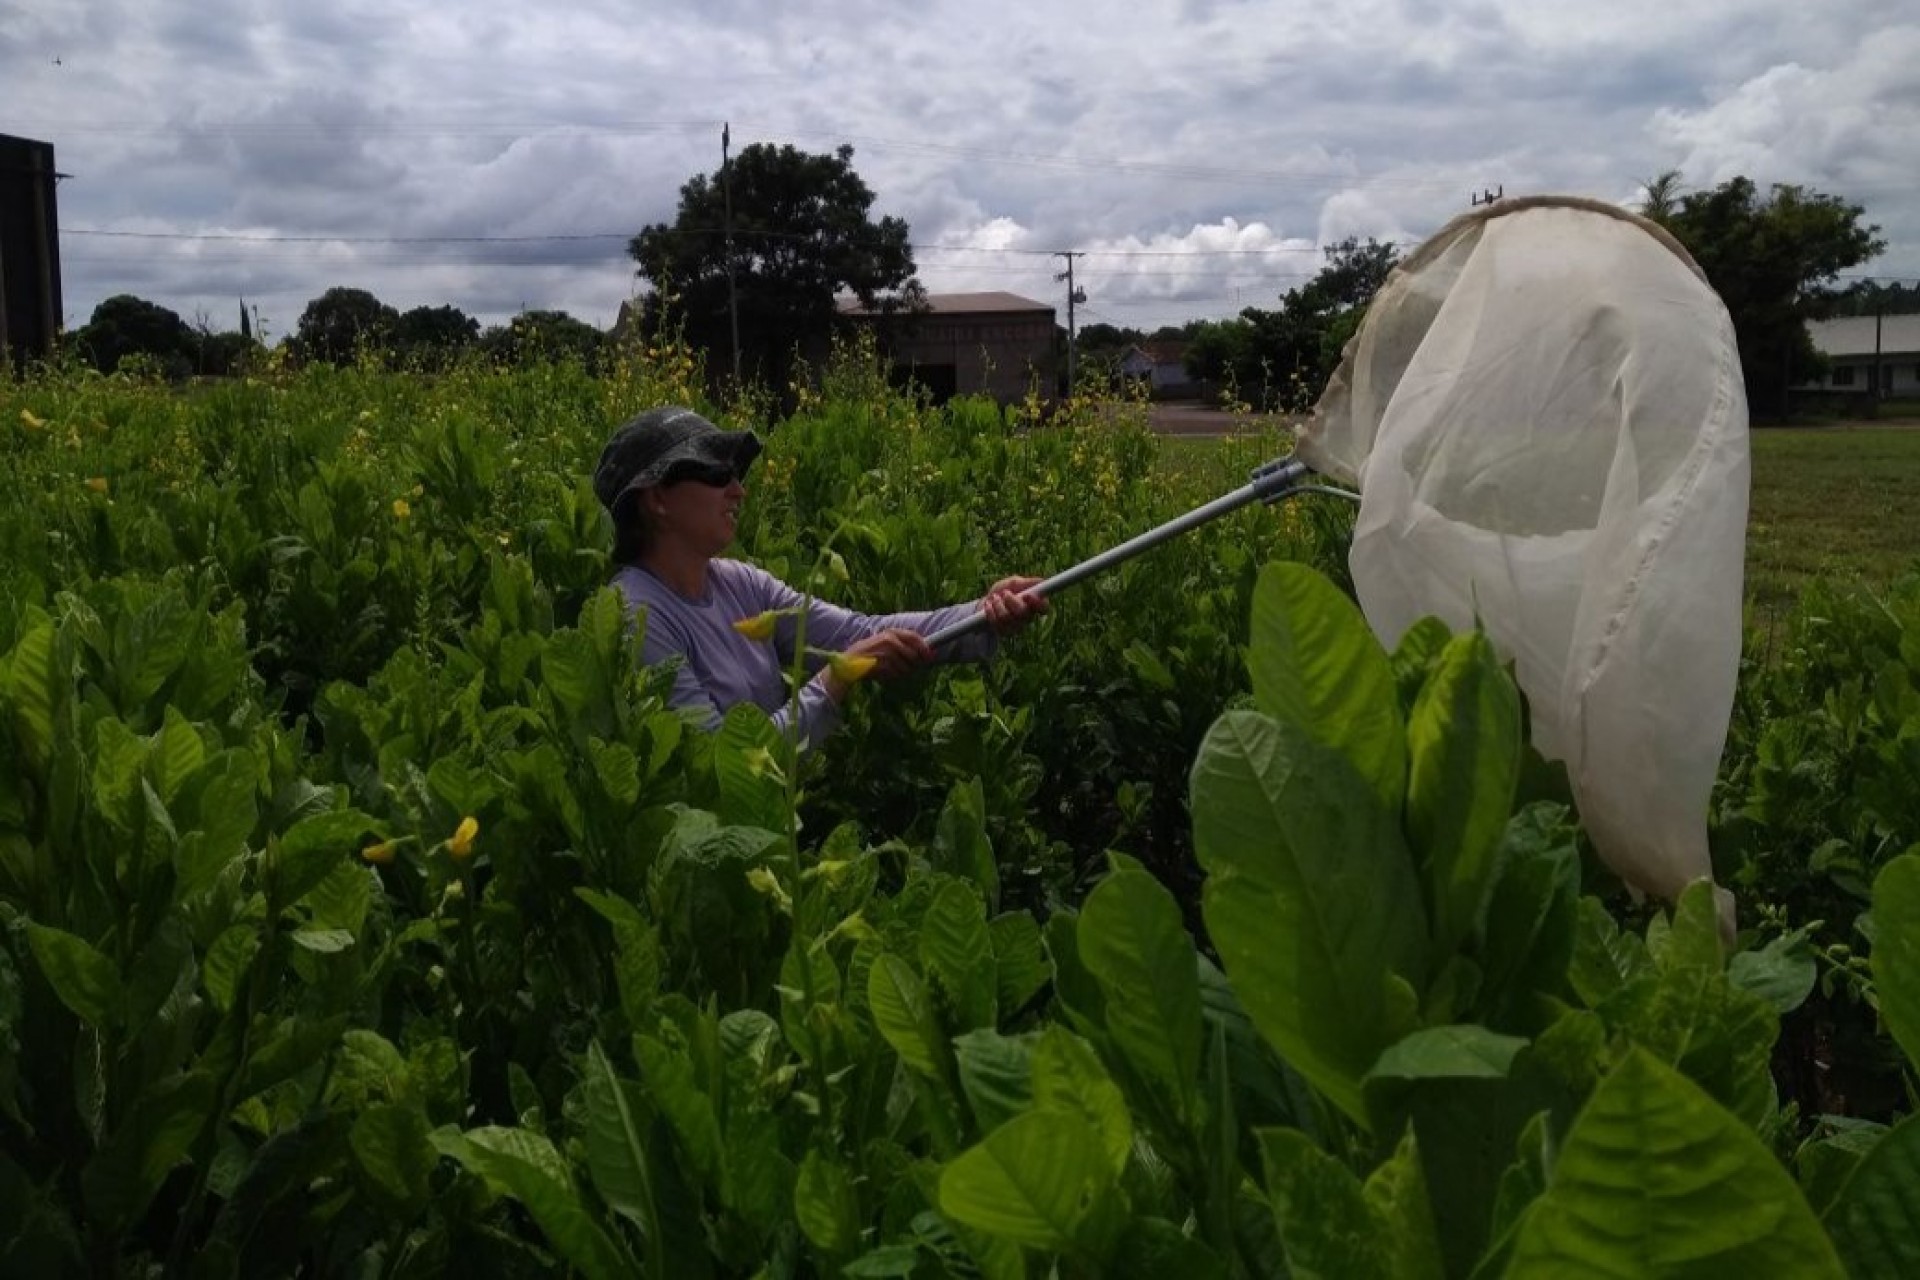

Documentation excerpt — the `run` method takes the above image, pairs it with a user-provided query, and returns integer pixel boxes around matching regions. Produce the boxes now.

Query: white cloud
[11,0,1914,335]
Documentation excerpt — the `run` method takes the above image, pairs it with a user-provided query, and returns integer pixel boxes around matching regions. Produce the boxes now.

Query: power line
[65,223,1415,260]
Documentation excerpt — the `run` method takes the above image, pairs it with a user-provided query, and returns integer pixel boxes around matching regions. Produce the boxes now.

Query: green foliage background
[1,337,1917,1277]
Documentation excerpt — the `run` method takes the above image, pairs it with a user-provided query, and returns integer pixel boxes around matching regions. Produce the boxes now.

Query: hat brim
[614,429,762,505]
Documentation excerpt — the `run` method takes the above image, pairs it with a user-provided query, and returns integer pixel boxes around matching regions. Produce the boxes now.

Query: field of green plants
[2,341,1919,1277]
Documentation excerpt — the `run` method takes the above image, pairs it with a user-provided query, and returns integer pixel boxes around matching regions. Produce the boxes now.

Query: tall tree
[478,310,603,368]
[1642,174,1884,419]
[292,287,400,366]
[393,304,480,370]
[1183,237,1401,410]
[73,295,197,378]
[629,142,919,390]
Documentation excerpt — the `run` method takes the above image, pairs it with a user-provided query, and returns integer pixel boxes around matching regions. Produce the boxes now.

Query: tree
[629,142,919,390]
[392,304,480,370]
[1183,237,1401,410]
[1830,278,1920,319]
[73,295,197,378]
[1642,173,1884,419]
[478,310,604,368]
[292,287,399,366]
[1076,322,1142,351]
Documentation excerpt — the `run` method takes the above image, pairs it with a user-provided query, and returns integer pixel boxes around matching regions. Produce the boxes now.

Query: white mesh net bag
[1297,196,1749,908]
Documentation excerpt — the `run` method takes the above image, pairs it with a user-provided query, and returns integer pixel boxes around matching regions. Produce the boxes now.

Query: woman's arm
[743,564,1014,664]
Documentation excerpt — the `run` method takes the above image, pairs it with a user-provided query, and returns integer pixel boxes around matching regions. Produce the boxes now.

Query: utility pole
[1055,250,1085,394]
[1470,185,1505,207]
[1873,281,1885,406]
[722,122,742,387]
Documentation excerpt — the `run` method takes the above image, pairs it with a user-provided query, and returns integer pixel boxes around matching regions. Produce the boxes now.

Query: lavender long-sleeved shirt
[611,559,997,749]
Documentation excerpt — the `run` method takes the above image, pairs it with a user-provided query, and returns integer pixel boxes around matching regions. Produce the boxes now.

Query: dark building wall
[877,311,1056,402]
[0,134,63,371]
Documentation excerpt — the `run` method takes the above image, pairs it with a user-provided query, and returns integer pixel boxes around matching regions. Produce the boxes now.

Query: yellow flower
[448,816,479,861]
[732,611,779,642]
[745,866,792,913]
[361,840,396,865]
[742,745,784,781]
[85,476,109,494]
[392,498,411,519]
[19,409,44,430]
[827,652,878,684]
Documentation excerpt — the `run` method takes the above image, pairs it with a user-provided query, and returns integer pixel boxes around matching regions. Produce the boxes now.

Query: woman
[595,406,1047,749]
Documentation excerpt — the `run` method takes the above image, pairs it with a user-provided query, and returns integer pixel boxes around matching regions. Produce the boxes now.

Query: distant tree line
[65,287,609,380]
[1827,278,1920,318]
[1640,172,1884,419]
[57,148,1891,422]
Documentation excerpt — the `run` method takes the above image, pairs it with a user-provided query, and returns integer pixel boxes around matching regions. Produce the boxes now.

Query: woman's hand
[821,627,937,700]
[982,576,1049,636]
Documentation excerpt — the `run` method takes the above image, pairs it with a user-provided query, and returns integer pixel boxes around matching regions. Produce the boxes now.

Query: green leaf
[1247,561,1407,813]
[939,1108,1117,1258]
[868,953,949,1082]
[989,912,1048,1016]
[1404,631,1521,958]
[1648,879,1726,972]
[301,858,372,934]
[1367,1025,1527,1084]
[1194,709,1428,1126]
[5,620,58,775]
[1256,1126,1393,1280]
[1030,1027,1132,1178]
[920,881,997,1032]
[1475,804,1581,1025]
[713,704,788,833]
[1798,1118,1887,1218]
[236,1014,349,1103]
[582,1041,665,1277]
[1044,911,1106,1033]
[1505,1048,1844,1278]
[1363,1128,1445,1280]
[25,923,121,1029]
[1567,896,1649,1006]
[81,1070,218,1230]
[1604,962,1779,1128]
[720,1104,792,1231]
[289,928,353,954]
[148,706,207,806]
[175,748,258,898]
[1826,1110,1920,1278]
[272,808,372,909]
[1728,925,1819,1014]
[778,937,840,1070]
[794,1148,861,1256]
[349,1102,435,1213]
[1079,866,1202,1127]
[1871,853,1920,1068]
[633,1034,724,1190]
[954,1030,1037,1135]
[843,1244,922,1277]
[1389,616,1453,715]
[332,1028,410,1107]
[934,777,999,912]
[461,1127,634,1280]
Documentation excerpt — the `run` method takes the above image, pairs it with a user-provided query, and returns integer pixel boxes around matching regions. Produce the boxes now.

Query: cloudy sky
[10,1,1917,339]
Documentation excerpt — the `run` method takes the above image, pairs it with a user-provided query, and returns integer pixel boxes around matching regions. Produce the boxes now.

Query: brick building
[842,291,1057,403]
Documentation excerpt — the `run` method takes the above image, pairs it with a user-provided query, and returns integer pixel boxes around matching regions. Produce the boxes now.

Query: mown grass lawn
[1159,423,1920,629]
[1746,424,1920,617]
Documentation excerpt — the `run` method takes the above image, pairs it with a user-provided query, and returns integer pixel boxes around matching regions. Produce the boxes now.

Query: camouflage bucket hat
[592,406,763,512]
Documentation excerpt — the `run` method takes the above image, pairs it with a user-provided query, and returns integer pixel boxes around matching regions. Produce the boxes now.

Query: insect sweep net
[1297,196,1749,913]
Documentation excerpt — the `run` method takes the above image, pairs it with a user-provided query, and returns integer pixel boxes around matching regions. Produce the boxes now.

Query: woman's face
[645,472,746,557]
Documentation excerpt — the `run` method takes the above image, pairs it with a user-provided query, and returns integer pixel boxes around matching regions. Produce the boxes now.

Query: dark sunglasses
[663,460,740,488]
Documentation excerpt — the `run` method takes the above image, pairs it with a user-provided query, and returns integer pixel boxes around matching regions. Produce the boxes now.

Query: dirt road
[1146,404,1295,437]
